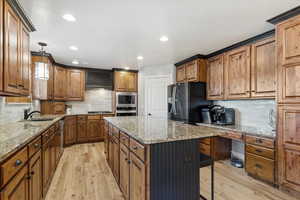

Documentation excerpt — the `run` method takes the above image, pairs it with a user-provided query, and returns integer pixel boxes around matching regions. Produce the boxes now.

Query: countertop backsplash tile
[0,97,40,125]
[66,88,113,114]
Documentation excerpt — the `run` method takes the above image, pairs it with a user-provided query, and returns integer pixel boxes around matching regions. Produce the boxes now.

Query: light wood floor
[46,143,297,200]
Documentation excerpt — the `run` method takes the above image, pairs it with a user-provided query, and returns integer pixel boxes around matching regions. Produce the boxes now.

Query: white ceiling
[19,0,300,70]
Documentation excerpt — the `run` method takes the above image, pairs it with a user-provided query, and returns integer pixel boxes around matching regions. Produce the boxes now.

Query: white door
[145,75,171,118]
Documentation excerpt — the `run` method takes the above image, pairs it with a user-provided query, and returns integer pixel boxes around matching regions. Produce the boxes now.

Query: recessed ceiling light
[69,46,78,51]
[72,60,79,65]
[62,14,76,22]
[137,56,144,60]
[160,36,169,42]
[125,67,130,70]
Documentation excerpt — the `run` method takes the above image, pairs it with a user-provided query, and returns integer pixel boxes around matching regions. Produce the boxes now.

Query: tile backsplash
[66,88,113,114]
[0,97,40,124]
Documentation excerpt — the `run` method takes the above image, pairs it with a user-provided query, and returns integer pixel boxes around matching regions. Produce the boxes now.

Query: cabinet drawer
[246,135,274,149]
[221,131,244,141]
[246,153,274,183]
[120,131,129,147]
[42,130,52,144]
[28,136,42,158]
[200,138,211,145]
[112,126,120,138]
[130,139,145,162]
[54,122,59,131]
[246,144,275,160]
[53,102,65,114]
[88,115,101,120]
[199,143,211,156]
[1,147,28,186]
[77,115,87,121]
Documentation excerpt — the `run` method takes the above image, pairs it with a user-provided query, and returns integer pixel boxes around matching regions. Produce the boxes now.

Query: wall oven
[116,92,137,116]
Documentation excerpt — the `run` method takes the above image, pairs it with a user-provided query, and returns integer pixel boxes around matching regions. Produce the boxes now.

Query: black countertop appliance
[211,105,235,125]
[168,82,212,124]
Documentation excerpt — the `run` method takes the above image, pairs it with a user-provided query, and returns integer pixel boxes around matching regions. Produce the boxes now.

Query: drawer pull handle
[256,138,263,143]
[255,164,262,169]
[255,149,262,153]
[15,160,23,167]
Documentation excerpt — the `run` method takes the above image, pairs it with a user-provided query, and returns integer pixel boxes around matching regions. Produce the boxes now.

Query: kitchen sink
[29,118,55,121]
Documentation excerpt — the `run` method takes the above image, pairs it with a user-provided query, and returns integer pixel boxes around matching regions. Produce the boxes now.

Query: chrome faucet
[24,108,41,120]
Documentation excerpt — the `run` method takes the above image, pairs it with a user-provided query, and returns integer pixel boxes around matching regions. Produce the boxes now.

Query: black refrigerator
[168,82,212,123]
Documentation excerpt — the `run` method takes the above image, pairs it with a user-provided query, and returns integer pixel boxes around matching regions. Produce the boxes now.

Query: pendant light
[34,42,49,80]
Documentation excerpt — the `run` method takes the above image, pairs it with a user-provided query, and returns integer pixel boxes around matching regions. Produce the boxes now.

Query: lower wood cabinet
[199,137,231,161]
[87,115,102,142]
[29,151,42,200]
[77,116,88,143]
[129,153,146,200]
[64,116,77,146]
[119,144,130,200]
[0,166,29,200]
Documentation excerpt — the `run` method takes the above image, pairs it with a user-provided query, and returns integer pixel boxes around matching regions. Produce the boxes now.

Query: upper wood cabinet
[277,15,300,104]
[2,1,31,96]
[176,59,206,83]
[114,71,138,92]
[225,46,251,99]
[251,37,276,98]
[66,69,85,101]
[207,55,225,100]
[53,66,67,100]
[278,104,300,192]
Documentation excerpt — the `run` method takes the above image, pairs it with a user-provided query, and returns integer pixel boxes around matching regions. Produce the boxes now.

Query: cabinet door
[108,136,114,170]
[77,117,88,143]
[207,55,224,100]
[277,15,300,103]
[185,61,198,81]
[225,46,251,99]
[49,135,56,176]
[0,166,29,200]
[29,151,42,200]
[126,72,137,92]
[87,119,102,141]
[113,139,120,183]
[119,144,130,200]
[64,117,77,145]
[19,24,30,95]
[251,37,276,98]
[278,105,300,192]
[4,1,20,94]
[67,69,85,101]
[42,142,51,195]
[176,65,186,82]
[0,0,3,91]
[129,153,146,200]
[54,66,66,100]
[114,71,128,91]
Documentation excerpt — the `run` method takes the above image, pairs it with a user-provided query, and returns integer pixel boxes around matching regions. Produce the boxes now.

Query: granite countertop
[0,112,115,163]
[196,123,276,139]
[104,116,226,144]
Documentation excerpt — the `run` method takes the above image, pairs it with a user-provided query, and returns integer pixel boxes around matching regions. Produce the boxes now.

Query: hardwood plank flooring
[46,143,297,200]
[45,143,124,200]
[200,160,298,200]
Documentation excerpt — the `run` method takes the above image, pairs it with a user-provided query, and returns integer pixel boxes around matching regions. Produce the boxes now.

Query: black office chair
[199,153,214,200]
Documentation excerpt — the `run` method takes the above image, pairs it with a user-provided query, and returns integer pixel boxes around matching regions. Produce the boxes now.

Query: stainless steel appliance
[211,106,235,125]
[168,82,212,124]
[116,92,137,107]
[201,108,212,124]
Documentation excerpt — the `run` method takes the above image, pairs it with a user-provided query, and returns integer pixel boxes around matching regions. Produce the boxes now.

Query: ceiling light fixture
[62,14,76,22]
[137,56,144,60]
[69,46,78,51]
[72,60,79,65]
[125,67,130,70]
[160,36,169,42]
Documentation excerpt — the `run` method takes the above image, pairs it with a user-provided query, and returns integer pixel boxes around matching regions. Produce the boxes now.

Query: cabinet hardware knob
[133,146,138,150]
[15,160,22,167]
[255,164,262,169]
[31,171,35,175]
[34,143,40,148]
[255,149,262,153]
[26,175,31,180]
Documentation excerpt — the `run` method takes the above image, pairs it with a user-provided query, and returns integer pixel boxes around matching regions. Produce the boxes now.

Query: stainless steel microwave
[116,92,137,107]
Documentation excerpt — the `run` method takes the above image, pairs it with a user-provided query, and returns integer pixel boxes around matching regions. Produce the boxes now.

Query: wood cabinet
[2,1,31,96]
[0,166,29,200]
[87,115,103,142]
[112,136,120,183]
[129,153,146,200]
[64,116,77,146]
[176,59,206,83]
[114,71,138,92]
[40,101,65,115]
[0,0,3,92]
[53,66,67,100]
[277,15,300,104]
[29,151,42,200]
[251,37,276,98]
[207,55,225,100]
[225,46,251,99]
[77,116,88,143]
[42,134,51,194]
[278,104,300,192]
[199,137,231,161]
[67,69,85,101]
[119,144,130,200]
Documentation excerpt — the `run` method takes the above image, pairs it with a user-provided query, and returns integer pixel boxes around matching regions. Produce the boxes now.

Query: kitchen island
[104,116,225,200]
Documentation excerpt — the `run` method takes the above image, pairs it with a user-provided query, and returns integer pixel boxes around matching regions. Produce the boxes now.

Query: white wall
[138,64,175,116]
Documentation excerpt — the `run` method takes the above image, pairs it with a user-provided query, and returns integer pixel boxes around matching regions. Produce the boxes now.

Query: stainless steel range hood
[85,69,113,90]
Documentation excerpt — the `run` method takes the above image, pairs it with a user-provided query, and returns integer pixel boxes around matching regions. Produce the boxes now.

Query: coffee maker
[210,105,235,125]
